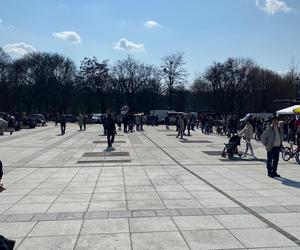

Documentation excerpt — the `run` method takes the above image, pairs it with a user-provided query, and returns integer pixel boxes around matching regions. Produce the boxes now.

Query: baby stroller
[221,135,242,159]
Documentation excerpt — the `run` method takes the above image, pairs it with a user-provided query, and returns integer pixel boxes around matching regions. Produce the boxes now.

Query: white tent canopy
[276,105,300,116]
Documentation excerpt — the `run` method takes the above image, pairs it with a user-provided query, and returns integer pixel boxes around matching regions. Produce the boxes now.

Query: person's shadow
[276,177,300,189]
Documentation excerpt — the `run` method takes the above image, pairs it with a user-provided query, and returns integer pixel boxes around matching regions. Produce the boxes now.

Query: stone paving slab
[1,123,300,249]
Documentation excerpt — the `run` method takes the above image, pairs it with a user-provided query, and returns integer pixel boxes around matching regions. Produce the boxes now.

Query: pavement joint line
[14,131,81,165]
[4,167,62,215]
[1,205,299,222]
[142,131,300,247]
[44,167,83,214]
[0,126,58,144]
[73,165,103,250]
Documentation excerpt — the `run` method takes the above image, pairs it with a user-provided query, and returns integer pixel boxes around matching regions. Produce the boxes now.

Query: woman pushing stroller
[239,119,256,158]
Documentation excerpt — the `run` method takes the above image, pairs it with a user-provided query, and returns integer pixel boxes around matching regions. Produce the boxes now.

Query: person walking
[261,117,283,178]
[78,114,83,131]
[187,114,192,136]
[102,114,107,135]
[165,115,170,130]
[106,112,116,150]
[239,119,255,157]
[0,160,6,192]
[59,113,66,135]
[123,115,128,133]
[176,116,185,139]
[83,114,87,131]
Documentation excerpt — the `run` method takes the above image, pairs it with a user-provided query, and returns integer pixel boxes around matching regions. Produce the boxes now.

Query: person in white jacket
[239,119,255,157]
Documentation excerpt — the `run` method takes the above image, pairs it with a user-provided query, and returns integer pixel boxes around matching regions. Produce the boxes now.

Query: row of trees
[0,47,299,116]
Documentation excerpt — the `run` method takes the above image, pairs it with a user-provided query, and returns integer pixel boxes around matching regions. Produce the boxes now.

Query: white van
[150,110,175,124]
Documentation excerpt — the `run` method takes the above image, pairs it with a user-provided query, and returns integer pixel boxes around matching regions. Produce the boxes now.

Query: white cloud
[113,38,144,52]
[53,31,81,44]
[3,43,36,57]
[0,18,14,30]
[256,0,291,14]
[144,20,160,28]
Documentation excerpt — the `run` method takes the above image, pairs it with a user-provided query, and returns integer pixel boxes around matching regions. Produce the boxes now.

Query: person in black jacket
[0,160,6,192]
[0,234,15,250]
[106,113,116,149]
[59,113,66,135]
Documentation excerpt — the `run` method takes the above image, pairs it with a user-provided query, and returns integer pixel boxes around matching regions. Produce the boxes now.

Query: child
[0,160,6,192]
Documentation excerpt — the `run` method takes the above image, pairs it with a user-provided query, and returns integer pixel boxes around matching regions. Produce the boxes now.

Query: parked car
[91,113,102,124]
[63,114,78,123]
[29,114,47,126]
[0,112,10,121]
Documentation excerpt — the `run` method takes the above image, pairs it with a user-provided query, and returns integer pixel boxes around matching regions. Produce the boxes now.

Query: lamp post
[162,61,174,110]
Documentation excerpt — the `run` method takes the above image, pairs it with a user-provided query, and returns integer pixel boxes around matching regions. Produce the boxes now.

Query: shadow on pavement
[277,177,300,189]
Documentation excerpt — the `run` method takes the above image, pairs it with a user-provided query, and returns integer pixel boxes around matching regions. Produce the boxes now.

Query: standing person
[0,160,6,192]
[261,117,283,178]
[106,112,116,150]
[165,115,170,130]
[54,113,59,126]
[7,116,14,135]
[116,114,122,131]
[102,114,107,135]
[176,116,185,139]
[288,117,296,143]
[135,115,141,131]
[59,113,66,135]
[140,114,145,131]
[239,119,255,157]
[123,115,128,133]
[78,114,83,131]
[187,114,192,136]
[83,114,87,131]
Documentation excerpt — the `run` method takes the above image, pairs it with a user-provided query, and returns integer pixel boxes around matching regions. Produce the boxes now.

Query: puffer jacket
[261,126,283,152]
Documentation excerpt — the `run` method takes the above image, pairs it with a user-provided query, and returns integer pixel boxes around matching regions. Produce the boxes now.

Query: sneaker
[0,184,6,192]
[268,172,274,178]
[273,173,281,178]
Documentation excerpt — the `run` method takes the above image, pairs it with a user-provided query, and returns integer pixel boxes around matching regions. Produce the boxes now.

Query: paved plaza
[1,123,300,249]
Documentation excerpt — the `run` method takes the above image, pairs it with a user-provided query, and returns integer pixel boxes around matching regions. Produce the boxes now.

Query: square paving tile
[230,228,297,248]
[75,233,131,250]
[81,218,129,234]
[47,202,89,213]
[0,221,36,237]
[214,214,267,229]
[29,220,83,236]
[182,230,244,249]
[173,215,224,231]
[129,217,177,232]
[18,235,77,250]
[88,201,127,211]
[132,231,189,250]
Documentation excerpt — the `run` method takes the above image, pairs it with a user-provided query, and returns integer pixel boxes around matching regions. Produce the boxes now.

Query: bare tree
[112,56,151,111]
[161,51,188,109]
[78,57,111,112]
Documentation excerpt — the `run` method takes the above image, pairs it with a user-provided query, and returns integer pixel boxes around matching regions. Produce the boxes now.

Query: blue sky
[0,0,299,80]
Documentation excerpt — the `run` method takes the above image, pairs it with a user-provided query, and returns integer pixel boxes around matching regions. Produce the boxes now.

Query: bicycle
[281,144,300,164]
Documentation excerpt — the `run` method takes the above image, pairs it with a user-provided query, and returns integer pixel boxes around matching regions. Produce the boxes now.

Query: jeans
[177,131,183,138]
[60,123,66,134]
[267,146,281,173]
[107,133,115,147]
